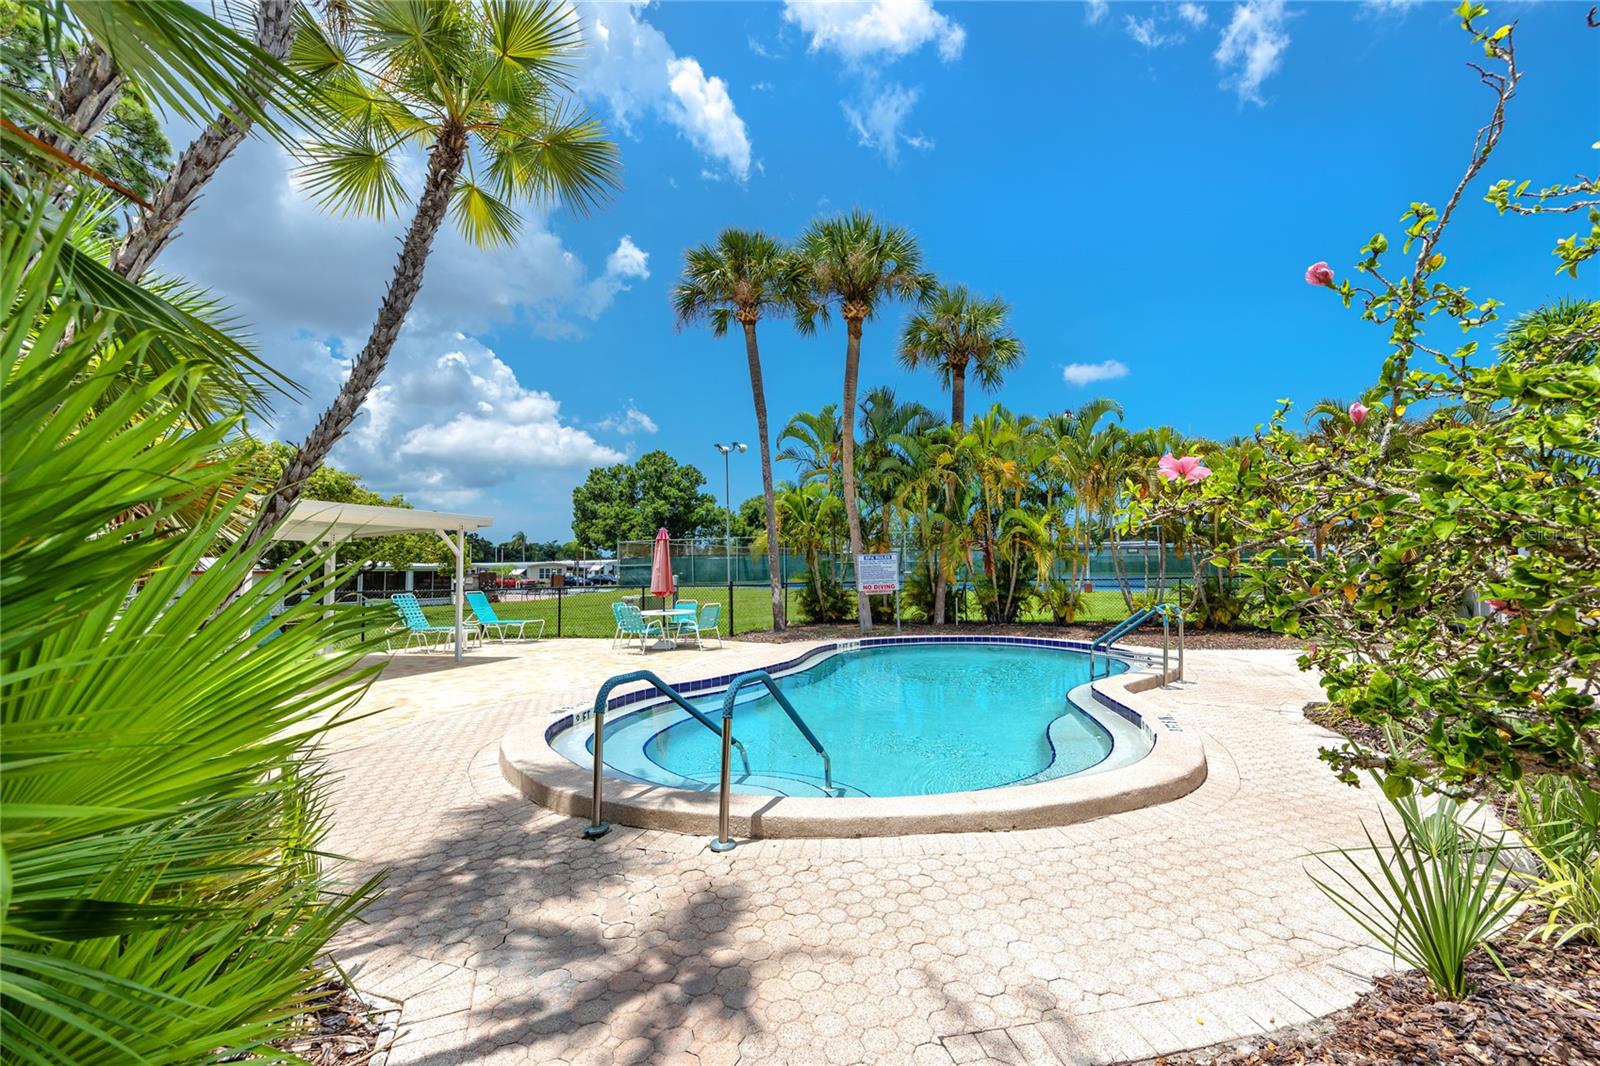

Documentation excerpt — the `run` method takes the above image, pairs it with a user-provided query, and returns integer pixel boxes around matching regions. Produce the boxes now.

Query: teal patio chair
[668,599,698,636]
[612,601,663,652]
[467,591,544,643]
[387,592,461,652]
[676,602,723,649]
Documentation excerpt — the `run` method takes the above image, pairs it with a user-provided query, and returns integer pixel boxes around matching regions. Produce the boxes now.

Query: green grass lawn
[361,584,1172,641]
[418,586,779,638]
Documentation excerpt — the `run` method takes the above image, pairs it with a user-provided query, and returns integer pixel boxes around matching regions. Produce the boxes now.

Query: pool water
[579,643,1128,798]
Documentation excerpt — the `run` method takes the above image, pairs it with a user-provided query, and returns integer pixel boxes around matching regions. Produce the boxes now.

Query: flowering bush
[1134,6,1599,795]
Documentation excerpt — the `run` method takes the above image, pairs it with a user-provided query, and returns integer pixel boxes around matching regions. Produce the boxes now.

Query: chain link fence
[337,536,1237,641]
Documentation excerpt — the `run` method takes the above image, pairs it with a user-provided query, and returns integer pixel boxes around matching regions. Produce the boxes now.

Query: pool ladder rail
[581,669,832,853]
[1089,604,1184,681]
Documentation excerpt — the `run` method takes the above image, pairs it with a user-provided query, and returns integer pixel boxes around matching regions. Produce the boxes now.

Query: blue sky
[165,1,1598,542]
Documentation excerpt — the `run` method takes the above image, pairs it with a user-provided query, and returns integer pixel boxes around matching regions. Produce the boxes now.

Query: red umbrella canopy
[649,528,675,598]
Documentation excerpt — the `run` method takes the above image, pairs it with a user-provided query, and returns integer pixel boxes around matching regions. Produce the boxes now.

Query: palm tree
[110,0,301,282]
[244,0,619,550]
[777,405,844,493]
[673,229,810,631]
[777,482,846,615]
[898,284,1025,428]
[798,209,934,631]
[856,386,938,550]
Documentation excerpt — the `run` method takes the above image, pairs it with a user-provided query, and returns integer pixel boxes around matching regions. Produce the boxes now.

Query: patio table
[639,607,696,650]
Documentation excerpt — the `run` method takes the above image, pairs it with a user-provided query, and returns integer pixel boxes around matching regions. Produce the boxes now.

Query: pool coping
[498,635,1207,839]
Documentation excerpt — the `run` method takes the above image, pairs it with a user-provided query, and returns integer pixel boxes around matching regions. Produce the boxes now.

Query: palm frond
[2,218,383,1057]
[48,0,314,142]
[298,127,407,218]
[450,176,520,246]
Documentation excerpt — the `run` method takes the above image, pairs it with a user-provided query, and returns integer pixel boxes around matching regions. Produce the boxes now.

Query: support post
[583,704,609,839]
[710,710,736,853]
[436,527,467,662]
[322,541,336,618]
[1161,611,1171,683]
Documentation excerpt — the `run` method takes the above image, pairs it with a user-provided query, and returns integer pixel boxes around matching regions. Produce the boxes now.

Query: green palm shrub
[1310,790,1522,999]
[1515,775,1600,945]
[1,200,384,1061]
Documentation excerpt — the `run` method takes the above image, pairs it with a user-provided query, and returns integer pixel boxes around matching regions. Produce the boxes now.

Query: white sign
[856,552,900,594]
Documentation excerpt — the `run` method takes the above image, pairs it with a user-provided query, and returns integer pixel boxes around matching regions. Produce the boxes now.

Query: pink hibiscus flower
[1158,453,1213,484]
[1304,261,1336,288]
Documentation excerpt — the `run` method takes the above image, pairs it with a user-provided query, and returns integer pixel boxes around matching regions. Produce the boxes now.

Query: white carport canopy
[273,499,494,662]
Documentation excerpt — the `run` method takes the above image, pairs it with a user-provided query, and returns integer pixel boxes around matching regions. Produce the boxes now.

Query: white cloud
[1124,14,1179,49]
[781,1,963,163]
[664,57,752,181]
[363,340,626,497]
[844,83,933,164]
[1062,359,1130,387]
[156,136,646,529]
[751,81,774,92]
[595,401,659,435]
[574,2,752,180]
[580,235,651,316]
[1177,2,1210,27]
[782,0,966,63]
[1085,0,1109,26]
[1215,0,1291,105]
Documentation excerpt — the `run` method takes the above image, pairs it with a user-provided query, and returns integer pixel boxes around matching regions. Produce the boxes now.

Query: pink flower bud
[1304,261,1335,288]
[1348,402,1369,425]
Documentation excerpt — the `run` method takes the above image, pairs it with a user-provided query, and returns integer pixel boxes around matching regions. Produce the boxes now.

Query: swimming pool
[550,641,1145,799]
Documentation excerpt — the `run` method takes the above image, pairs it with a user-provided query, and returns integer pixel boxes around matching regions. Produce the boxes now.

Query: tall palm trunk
[840,311,872,631]
[741,318,785,631]
[112,0,297,282]
[43,43,122,150]
[244,126,468,551]
[950,361,966,429]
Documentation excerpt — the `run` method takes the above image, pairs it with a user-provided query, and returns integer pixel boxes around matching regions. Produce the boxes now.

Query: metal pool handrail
[1089,606,1155,678]
[1089,604,1185,681]
[581,669,750,841]
[710,670,833,853]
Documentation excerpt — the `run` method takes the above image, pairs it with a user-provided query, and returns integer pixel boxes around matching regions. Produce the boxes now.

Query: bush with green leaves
[1311,787,1522,999]
[1131,8,1599,796]
[0,202,383,1058]
[1515,775,1600,945]
[794,567,854,624]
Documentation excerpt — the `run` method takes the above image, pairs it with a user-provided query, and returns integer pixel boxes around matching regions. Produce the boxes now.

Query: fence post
[556,582,562,637]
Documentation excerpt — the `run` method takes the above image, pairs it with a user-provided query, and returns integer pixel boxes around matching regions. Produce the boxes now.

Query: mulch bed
[268,979,394,1065]
[742,621,1302,651]
[1149,920,1600,1066]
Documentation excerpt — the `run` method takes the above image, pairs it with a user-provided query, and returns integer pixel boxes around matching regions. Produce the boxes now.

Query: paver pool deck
[322,637,1402,1066]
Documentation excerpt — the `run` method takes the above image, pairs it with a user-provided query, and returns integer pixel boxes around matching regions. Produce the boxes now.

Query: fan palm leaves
[673,229,812,631]
[898,284,1025,428]
[798,210,935,631]
[245,0,620,551]
[1,208,383,1061]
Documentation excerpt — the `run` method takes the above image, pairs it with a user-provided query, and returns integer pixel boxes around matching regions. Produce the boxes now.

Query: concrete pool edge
[499,638,1207,839]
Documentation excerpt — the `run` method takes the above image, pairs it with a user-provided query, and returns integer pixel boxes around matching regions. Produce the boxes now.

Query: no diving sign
[856,552,900,595]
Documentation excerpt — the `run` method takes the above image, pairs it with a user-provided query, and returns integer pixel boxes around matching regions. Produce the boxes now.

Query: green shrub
[1034,581,1085,625]
[1,194,382,1059]
[794,568,853,624]
[1187,574,1253,629]
[1310,788,1522,999]
[1515,775,1600,945]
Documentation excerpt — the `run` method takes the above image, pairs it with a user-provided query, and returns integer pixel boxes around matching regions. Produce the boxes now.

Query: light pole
[714,442,746,634]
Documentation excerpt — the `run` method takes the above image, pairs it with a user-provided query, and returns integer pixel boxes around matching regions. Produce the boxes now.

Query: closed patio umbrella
[649,528,675,602]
